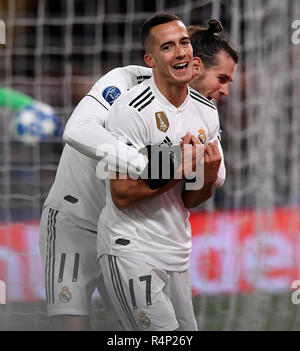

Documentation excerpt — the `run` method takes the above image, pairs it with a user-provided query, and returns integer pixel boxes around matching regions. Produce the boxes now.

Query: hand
[179,132,204,179]
[203,140,221,185]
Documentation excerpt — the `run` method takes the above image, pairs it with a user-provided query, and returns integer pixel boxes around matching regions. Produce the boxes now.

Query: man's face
[192,50,237,101]
[144,20,193,86]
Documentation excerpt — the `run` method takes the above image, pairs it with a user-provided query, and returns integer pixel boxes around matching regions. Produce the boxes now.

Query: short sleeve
[107,103,149,148]
[106,102,150,173]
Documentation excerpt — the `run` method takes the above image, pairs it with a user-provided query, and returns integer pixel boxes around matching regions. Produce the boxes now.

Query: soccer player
[188,19,238,102]
[39,64,199,331]
[39,65,152,331]
[97,13,237,331]
[39,17,238,330]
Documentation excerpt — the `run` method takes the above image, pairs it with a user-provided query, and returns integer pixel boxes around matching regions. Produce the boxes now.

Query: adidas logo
[136,75,151,84]
[159,136,172,147]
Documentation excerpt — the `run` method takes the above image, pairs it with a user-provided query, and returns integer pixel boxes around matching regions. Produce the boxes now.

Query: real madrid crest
[59,286,72,303]
[197,128,207,144]
[155,111,169,133]
[138,311,151,329]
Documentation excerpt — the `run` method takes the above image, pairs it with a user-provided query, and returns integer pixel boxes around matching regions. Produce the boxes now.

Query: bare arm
[110,132,197,208]
[110,176,182,208]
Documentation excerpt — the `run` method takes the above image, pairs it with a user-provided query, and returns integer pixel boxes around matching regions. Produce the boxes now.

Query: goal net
[0,0,299,330]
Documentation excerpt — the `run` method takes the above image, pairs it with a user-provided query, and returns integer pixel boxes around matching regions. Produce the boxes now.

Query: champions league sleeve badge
[102,86,121,105]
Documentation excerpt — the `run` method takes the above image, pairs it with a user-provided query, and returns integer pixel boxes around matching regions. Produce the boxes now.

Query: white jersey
[98,76,223,271]
[44,65,152,231]
[63,65,152,174]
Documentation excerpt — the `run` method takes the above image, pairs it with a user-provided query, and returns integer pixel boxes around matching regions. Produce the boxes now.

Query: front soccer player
[98,13,222,331]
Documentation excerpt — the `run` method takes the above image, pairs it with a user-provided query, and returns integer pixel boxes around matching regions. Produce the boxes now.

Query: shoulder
[189,87,217,111]
[107,81,154,140]
[123,65,152,84]
[87,66,152,108]
[112,78,156,114]
[188,87,220,137]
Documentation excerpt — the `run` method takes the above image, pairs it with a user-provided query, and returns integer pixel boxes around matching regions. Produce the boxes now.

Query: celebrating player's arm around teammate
[97,13,238,331]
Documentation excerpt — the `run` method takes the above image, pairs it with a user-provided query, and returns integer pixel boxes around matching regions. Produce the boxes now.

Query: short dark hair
[188,19,239,68]
[140,12,181,51]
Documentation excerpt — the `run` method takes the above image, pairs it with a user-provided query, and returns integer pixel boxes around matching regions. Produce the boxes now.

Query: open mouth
[172,62,189,71]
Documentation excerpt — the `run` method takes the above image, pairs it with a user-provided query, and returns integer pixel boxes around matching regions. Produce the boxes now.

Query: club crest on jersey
[138,311,151,329]
[102,86,121,105]
[197,128,207,144]
[155,111,169,133]
[59,286,72,303]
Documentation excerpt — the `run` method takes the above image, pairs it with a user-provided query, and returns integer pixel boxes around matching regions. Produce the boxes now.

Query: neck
[153,73,188,108]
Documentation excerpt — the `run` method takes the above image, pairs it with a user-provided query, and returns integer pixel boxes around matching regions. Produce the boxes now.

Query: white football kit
[39,65,152,318]
[98,76,224,330]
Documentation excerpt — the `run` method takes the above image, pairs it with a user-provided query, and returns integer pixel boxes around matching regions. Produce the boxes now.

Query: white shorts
[39,206,116,320]
[99,254,197,331]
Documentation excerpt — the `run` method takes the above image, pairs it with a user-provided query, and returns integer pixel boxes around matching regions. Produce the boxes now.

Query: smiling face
[191,50,237,101]
[144,20,193,88]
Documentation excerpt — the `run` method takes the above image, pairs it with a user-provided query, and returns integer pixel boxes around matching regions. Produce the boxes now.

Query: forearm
[110,174,182,208]
[182,182,214,209]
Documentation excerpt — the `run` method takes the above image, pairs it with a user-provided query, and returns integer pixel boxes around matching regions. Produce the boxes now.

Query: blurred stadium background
[0,0,300,330]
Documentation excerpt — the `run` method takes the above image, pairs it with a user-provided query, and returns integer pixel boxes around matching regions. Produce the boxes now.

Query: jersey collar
[149,76,190,112]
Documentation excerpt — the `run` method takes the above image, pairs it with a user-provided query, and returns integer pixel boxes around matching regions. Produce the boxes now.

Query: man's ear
[192,57,204,77]
[144,53,155,68]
